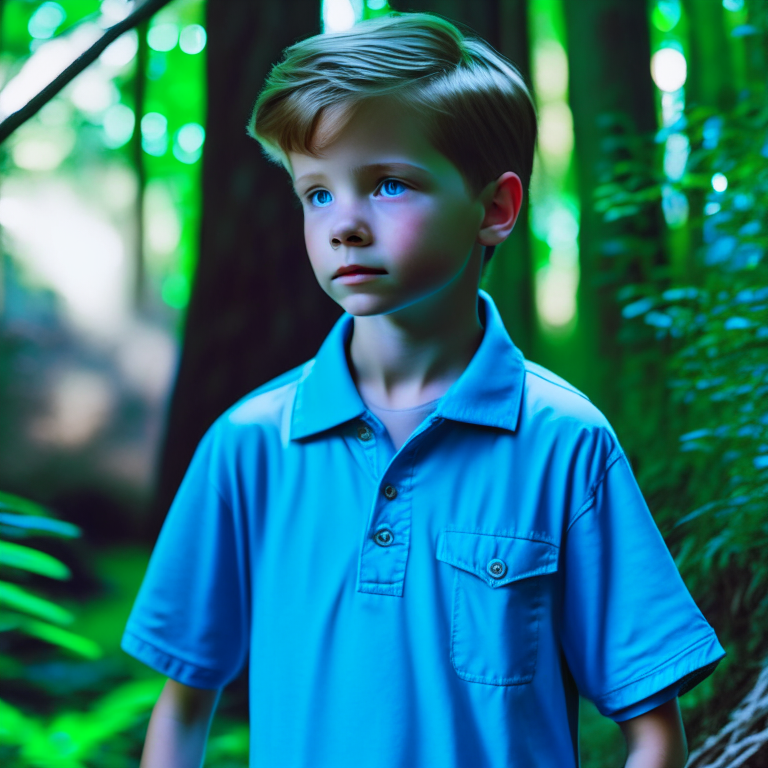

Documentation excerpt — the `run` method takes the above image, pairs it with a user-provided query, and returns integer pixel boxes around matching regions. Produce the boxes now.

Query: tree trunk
[394,0,537,358]
[151,1,339,536]
[563,0,663,424]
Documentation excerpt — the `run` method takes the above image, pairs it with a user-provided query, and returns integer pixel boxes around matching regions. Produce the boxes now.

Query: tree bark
[563,0,663,421]
[151,1,339,535]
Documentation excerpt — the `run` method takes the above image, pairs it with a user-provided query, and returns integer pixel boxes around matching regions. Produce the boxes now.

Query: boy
[123,13,725,768]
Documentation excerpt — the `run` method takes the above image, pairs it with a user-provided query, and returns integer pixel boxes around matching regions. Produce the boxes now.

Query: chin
[334,294,396,317]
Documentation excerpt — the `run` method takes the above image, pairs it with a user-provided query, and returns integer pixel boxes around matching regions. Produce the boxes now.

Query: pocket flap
[436,530,558,588]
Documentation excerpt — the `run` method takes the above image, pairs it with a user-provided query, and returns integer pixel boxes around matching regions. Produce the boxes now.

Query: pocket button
[487,558,507,579]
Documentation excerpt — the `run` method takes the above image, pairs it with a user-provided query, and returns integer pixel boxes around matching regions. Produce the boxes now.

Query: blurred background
[0,0,766,765]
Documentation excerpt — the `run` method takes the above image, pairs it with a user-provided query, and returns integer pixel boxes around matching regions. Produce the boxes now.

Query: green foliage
[0,677,164,768]
[0,493,101,660]
[594,42,768,746]
[0,495,167,766]
[0,0,205,316]
[205,723,251,765]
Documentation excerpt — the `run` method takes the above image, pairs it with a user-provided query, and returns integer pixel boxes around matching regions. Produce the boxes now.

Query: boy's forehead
[289,99,459,185]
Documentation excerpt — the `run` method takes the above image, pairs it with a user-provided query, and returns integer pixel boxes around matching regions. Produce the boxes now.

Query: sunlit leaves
[12,618,102,660]
[0,541,71,579]
[0,582,73,625]
[596,44,768,666]
[0,678,164,767]
[1,0,206,313]
[0,493,99,661]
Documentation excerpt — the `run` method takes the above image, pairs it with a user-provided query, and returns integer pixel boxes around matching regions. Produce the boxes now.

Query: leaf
[723,316,755,330]
[93,677,166,717]
[0,541,71,580]
[674,501,717,527]
[731,24,759,36]
[207,724,251,761]
[662,287,699,302]
[18,619,102,660]
[604,205,641,222]
[0,581,73,625]
[0,512,80,539]
[0,492,55,518]
[644,311,673,328]
[680,429,711,442]
[0,697,37,748]
[622,297,655,319]
[35,678,165,761]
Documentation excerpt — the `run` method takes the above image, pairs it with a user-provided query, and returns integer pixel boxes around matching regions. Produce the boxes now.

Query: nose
[330,215,372,250]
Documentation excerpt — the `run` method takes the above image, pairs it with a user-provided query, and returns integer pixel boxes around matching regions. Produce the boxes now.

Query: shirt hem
[592,632,726,720]
[121,630,231,690]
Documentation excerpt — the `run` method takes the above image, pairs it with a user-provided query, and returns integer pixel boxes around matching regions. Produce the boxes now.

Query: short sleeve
[121,425,250,689]
[559,449,726,721]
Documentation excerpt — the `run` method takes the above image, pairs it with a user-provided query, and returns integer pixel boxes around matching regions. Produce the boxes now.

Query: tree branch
[0,0,172,145]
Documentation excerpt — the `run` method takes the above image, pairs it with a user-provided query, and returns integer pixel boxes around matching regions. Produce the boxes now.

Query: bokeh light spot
[141,112,168,156]
[662,185,689,228]
[141,112,167,140]
[28,2,66,40]
[102,104,135,148]
[533,40,569,102]
[651,47,687,92]
[100,29,138,68]
[323,0,357,32]
[651,0,681,32]
[176,123,205,153]
[663,133,690,181]
[147,23,179,52]
[179,24,207,54]
[712,173,728,192]
[69,70,119,114]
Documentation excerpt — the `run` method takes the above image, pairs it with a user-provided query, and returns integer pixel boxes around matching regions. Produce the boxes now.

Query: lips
[333,265,387,278]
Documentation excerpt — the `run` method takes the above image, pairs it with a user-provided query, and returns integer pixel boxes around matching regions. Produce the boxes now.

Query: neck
[346,286,485,410]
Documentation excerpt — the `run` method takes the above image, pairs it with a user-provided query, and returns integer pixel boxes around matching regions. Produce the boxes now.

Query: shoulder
[208,360,311,445]
[521,360,620,453]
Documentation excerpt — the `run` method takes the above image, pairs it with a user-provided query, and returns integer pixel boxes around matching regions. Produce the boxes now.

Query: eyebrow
[293,162,432,191]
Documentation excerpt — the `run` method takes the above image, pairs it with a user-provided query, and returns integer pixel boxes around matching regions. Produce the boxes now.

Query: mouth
[333,265,388,279]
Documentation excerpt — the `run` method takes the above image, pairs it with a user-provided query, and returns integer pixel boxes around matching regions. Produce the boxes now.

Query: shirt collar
[290,289,526,441]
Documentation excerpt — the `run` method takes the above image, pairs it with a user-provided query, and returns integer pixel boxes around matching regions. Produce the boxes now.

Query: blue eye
[379,179,407,197]
[309,189,333,207]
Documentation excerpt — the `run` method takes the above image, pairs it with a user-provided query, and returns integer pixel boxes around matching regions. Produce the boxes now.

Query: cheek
[303,217,326,268]
[382,202,476,266]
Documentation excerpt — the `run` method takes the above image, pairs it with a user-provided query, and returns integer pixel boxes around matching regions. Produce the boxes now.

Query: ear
[477,172,524,247]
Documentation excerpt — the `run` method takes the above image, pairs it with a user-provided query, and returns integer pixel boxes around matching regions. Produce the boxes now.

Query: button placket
[357,473,412,596]
[356,415,443,598]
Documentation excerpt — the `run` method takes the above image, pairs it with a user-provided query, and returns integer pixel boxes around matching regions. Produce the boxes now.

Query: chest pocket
[436,530,558,686]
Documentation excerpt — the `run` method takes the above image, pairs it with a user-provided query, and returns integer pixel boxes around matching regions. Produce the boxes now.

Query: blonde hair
[247,12,537,201]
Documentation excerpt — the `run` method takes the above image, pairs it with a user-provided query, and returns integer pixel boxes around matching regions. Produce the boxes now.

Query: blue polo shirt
[122,289,725,768]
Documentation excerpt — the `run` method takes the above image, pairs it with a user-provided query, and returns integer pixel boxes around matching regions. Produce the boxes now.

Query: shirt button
[383,485,398,500]
[357,425,373,441]
[373,527,394,547]
[487,559,507,579]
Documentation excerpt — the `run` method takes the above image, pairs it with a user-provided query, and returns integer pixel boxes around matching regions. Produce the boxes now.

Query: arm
[618,697,688,768]
[140,679,221,768]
